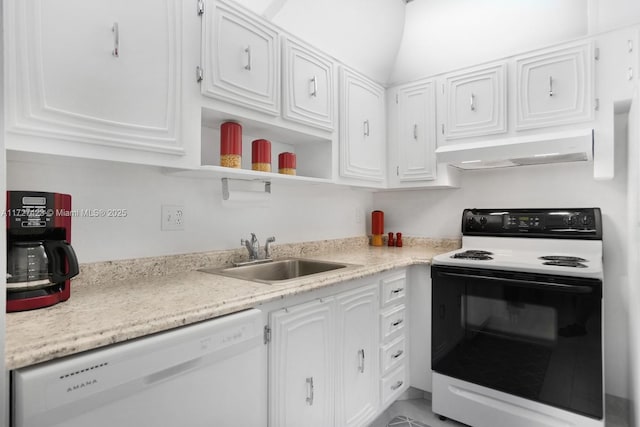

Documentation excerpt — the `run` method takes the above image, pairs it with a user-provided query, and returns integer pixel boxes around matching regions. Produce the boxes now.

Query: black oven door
[431,265,603,419]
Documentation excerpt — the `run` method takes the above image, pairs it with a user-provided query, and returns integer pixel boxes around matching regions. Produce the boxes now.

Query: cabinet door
[516,41,594,130]
[442,63,507,140]
[202,0,280,115]
[282,37,334,130]
[335,285,379,427]
[339,68,386,183]
[269,299,334,427]
[395,80,437,182]
[5,0,182,155]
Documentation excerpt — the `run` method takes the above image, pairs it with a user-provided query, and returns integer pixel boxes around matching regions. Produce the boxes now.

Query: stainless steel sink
[200,258,356,284]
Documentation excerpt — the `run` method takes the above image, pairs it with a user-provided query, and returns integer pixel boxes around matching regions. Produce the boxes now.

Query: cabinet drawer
[381,274,406,307]
[380,336,406,375]
[380,304,406,341]
[381,365,407,408]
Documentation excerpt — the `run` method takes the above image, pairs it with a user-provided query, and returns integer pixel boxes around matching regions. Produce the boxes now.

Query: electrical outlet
[161,205,184,231]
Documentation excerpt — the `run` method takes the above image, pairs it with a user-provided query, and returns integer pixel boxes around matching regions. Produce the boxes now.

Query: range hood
[435,129,594,170]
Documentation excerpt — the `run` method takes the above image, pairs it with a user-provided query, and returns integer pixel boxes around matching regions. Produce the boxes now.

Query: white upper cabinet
[282,37,335,130]
[201,0,280,116]
[515,41,594,130]
[390,80,437,184]
[339,67,386,185]
[440,62,507,141]
[4,0,183,160]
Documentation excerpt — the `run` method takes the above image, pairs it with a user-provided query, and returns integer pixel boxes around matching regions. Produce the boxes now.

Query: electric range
[431,208,604,427]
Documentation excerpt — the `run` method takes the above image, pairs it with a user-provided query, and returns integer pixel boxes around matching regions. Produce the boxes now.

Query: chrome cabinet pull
[391,318,404,327]
[391,380,404,390]
[470,93,475,111]
[549,76,554,97]
[305,377,314,405]
[364,120,370,137]
[358,349,365,373]
[310,75,318,97]
[244,46,252,71]
[112,23,119,57]
[392,349,404,359]
[413,124,418,140]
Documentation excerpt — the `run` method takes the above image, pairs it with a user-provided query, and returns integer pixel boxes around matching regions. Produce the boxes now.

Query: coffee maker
[6,191,79,312]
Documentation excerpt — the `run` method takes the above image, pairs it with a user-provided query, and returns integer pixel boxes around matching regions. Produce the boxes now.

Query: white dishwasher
[12,308,267,427]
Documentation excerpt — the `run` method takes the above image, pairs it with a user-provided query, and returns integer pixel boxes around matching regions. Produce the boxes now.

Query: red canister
[220,122,242,168]
[371,210,384,246]
[278,152,296,175]
[252,139,271,172]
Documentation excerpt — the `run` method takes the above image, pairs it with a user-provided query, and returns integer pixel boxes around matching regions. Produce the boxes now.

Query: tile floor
[368,397,630,427]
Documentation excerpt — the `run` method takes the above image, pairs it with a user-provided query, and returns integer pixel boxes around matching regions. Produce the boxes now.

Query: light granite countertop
[5,240,457,371]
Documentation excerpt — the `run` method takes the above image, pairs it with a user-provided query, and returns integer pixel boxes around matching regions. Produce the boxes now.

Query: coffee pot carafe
[7,240,79,292]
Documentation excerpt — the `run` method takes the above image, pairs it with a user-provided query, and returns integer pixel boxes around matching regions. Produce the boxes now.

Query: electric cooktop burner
[452,250,494,260]
[542,260,588,268]
[539,255,588,262]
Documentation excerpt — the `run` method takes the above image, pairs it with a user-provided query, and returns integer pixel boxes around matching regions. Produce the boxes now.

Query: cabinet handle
[244,46,252,71]
[112,23,119,57]
[306,377,314,405]
[391,318,404,327]
[358,349,365,373]
[470,93,476,111]
[413,124,418,140]
[549,76,554,97]
[392,349,404,359]
[391,287,403,295]
[391,380,404,391]
[310,75,318,97]
[364,120,370,137]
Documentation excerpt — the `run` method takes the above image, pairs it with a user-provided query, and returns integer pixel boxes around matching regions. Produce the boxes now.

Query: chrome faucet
[240,233,276,261]
[241,233,260,260]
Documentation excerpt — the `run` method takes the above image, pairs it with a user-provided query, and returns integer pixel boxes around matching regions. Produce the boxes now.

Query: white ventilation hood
[435,129,594,170]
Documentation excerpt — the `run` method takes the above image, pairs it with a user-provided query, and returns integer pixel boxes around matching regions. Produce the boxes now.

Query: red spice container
[252,139,271,172]
[278,152,296,175]
[220,122,242,168]
[371,210,384,246]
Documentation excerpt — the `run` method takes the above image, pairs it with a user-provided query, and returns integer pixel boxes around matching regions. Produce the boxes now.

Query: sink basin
[200,258,356,284]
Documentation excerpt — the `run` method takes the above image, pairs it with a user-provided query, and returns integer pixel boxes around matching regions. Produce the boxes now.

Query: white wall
[374,116,630,399]
[233,0,406,84]
[588,0,640,34]
[390,0,589,84]
[6,153,373,263]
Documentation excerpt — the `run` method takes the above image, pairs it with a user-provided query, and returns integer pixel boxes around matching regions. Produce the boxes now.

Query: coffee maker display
[6,191,79,312]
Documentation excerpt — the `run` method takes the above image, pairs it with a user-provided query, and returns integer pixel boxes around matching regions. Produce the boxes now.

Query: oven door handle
[438,272,595,294]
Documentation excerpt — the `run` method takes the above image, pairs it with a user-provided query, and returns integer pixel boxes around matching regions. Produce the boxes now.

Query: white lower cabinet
[335,285,380,427]
[269,298,335,427]
[379,271,410,408]
[268,282,381,427]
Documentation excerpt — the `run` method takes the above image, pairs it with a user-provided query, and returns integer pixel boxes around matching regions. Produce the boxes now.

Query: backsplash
[74,236,461,287]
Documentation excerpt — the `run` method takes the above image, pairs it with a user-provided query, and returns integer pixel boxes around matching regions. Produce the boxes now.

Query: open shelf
[200,107,334,182]
[167,165,334,185]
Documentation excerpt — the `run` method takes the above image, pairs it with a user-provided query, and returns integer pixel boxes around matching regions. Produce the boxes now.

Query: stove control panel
[462,208,602,239]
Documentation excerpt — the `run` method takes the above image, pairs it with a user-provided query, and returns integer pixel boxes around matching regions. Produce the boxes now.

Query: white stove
[433,235,603,279]
[431,208,604,427]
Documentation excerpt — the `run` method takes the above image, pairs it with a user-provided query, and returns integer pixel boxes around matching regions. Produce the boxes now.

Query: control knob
[479,216,487,225]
